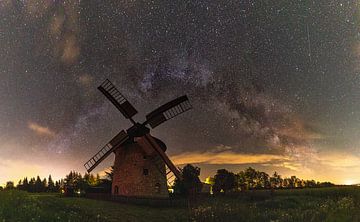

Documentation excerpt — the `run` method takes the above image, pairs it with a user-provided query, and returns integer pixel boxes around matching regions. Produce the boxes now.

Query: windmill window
[155,183,161,193]
[114,186,119,195]
[143,169,149,176]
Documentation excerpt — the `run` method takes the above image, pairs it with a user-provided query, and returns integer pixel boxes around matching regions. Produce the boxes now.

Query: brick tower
[112,136,168,198]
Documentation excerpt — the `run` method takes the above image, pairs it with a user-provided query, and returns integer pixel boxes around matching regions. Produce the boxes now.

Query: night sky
[1,1,359,185]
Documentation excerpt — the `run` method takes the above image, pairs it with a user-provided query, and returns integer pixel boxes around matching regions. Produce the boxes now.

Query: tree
[29,178,35,192]
[270,172,282,188]
[5,181,14,190]
[96,174,100,184]
[48,175,55,192]
[65,171,83,188]
[55,180,61,192]
[173,164,202,196]
[213,169,236,194]
[236,171,247,191]
[305,180,317,188]
[22,177,29,191]
[42,178,47,192]
[105,166,114,181]
[16,179,23,190]
[258,172,270,189]
[35,176,43,192]
[244,167,258,189]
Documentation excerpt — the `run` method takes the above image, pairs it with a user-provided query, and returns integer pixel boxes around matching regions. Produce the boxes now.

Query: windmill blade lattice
[150,156,178,187]
[145,95,192,128]
[84,130,129,173]
[98,79,138,119]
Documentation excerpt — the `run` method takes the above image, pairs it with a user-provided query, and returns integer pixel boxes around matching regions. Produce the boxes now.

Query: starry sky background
[1,0,360,185]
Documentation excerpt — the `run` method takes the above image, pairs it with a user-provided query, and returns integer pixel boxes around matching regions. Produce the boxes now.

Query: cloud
[209,144,233,153]
[317,152,360,169]
[171,151,290,165]
[28,122,56,137]
[262,161,303,171]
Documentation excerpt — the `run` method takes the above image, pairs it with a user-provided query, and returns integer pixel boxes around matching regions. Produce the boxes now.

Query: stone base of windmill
[112,139,169,199]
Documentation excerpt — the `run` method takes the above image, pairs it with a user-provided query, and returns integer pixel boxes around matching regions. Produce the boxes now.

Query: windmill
[84,79,192,198]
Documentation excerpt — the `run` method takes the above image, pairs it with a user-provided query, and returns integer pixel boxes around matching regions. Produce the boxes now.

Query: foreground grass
[191,186,360,222]
[0,191,188,222]
[2,187,360,221]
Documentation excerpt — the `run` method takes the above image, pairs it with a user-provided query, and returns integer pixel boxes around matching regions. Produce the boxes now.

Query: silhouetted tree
[42,178,47,192]
[34,176,43,192]
[236,171,246,191]
[65,171,83,188]
[173,164,202,196]
[258,172,270,189]
[5,181,14,190]
[55,180,61,192]
[270,172,282,188]
[105,166,114,181]
[305,180,317,188]
[48,175,55,192]
[22,177,29,191]
[244,167,258,189]
[213,169,236,194]
[16,179,23,190]
[29,178,35,192]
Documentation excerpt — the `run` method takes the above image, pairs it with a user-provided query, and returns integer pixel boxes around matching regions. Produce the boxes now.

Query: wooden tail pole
[143,134,183,180]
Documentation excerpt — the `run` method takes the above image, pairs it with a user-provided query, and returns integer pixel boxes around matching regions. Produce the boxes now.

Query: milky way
[0,1,360,184]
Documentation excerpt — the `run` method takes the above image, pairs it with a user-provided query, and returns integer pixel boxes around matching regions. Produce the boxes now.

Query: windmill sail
[98,79,138,119]
[84,130,129,173]
[145,95,192,128]
[166,166,177,187]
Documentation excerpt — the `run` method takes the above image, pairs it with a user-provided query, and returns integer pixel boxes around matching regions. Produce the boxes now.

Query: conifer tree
[48,175,55,192]
[35,176,42,192]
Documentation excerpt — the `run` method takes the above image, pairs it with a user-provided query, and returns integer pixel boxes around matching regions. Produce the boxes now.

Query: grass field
[0,191,187,222]
[1,187,360,221]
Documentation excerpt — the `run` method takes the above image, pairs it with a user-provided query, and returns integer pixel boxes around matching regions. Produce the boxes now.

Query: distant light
[344,180,354,185]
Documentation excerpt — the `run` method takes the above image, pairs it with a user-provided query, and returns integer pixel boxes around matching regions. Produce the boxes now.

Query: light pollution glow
[1,140,360,186]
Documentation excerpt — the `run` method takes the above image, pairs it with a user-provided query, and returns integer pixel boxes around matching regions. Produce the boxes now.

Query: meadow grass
[0,191,188,222]
[1,187,360,221]
[190,186,360,222]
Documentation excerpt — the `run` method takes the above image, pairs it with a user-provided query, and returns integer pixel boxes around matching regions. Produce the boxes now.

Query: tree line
[173,165,335,196]
[0,171,109,194]
[0,165,334,196]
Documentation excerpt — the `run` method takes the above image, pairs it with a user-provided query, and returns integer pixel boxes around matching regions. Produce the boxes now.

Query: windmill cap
[152,136,167,152]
